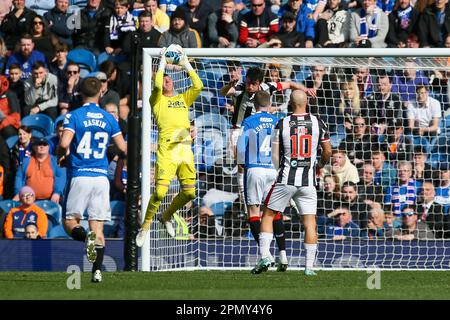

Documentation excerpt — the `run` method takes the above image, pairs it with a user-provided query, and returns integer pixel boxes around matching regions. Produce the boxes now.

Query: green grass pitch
[1,271,450,300]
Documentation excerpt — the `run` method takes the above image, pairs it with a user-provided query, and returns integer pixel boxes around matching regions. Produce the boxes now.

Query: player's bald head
[289,90,307,111]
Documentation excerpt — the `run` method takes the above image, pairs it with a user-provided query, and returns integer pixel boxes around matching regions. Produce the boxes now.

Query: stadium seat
[96,52,127,70]
[67,48,97,77]
[35,200,62,226]
[21,114,54,137]
[5,135,18,149]
[48,224,70,239]
[53,114,66,131]
[0,200,20,214]
[31,129,44,138]
[110,200,125,218]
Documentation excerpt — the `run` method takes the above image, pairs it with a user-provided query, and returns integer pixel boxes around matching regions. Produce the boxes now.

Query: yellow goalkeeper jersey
[150,69,203,145]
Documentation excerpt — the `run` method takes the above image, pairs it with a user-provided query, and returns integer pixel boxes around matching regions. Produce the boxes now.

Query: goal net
[141,48,450,271]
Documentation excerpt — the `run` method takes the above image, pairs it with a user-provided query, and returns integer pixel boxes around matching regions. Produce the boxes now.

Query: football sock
[92,245,105,273]
[162,188,195,222]
[305,243,317,270]
[142,195,161,230]
[249,216,261,243]
[71,226,87,242]
[259,232,273,260]
[273,217,286,251]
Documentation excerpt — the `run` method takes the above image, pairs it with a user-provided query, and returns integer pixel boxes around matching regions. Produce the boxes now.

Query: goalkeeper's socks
[259,232,273,259]
[273,217,286,251]
[248,216,261,243]
[305,243,318,270]
[71,226,87,242]
[92,245,105,273]
[162,191,192,221]
[142,195,162,229]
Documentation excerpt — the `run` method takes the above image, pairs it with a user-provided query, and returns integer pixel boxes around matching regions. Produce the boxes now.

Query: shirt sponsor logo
[168,100,186,108]
[87,112,104,119]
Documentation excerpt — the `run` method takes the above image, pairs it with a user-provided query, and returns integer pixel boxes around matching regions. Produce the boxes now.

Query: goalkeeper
[136,46,203,246]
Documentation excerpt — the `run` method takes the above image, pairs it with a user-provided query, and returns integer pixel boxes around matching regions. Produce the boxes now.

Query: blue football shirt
[237,112,278,169]
[63,103,122,178]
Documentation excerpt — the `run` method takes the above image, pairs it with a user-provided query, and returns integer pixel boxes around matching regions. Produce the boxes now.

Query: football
[164,44,184,65]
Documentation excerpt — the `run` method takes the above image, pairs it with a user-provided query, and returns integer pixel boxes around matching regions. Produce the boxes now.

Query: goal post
[141,48,450,272]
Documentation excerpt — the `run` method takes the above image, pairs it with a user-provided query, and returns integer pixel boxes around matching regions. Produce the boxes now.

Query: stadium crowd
[0,0,449,240]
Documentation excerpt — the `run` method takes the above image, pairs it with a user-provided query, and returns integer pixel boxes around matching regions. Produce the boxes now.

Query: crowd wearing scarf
[360,8,378,39]
[397,5,413,30]
[109,11,136,40]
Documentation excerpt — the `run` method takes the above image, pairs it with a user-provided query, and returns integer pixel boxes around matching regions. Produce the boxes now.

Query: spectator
[304,65,338,121]
[4,34,47,80]
[392,59,429,103]
[58,61,82,114]
[207,0,240,48]
[90,71,121,109]
[99,60,131,120]
[113,156,127,200]
[386,0,419,48]
[178,0,213,45]
[43,0,75,48]
[7,64,26,118]
[326,149,360,186]
[197,205,217,238]
[435,164,450,213]
[24,222,41,239]
[123,11,162,65]
[24,61,58,119]
[275,11,305,48]
[417,0,450,48]
[406,32,420,47]
[0,0,37,51]
[418,181,450,238]
[0,136,11,199]
[412,146,435,184]
[384,210,402,231]
[47,42,68,85]
[385,118,413,164]
[13,137,66,203]
[371,149,397,187]
[158,7,202,47]
[10,125,33,175]
[143,0,170,33]
[339,116,374,166]
[357,162,384,204]
[407,85,442,139]
[4,186,48,239]
[317,174,341,217]
[385,160,418,217]
[325,206,361,240]
[25,0,55,16]
[336,79,366,133]
[364,207,390,239]
[104,0,137,55]
[393,205,435,240]
[159,0,188,17]
[72,0,112,55]
[430,39,450,112]
[315,0,350,48]
[349,0,389,48]
[341,181,370,228]
[47,118,64,156]
[366,72,404,127]
[0,37,7,74]
[0,75,21,140]
[30,14,59,63]
[353,67,374,98]
[238,0,279,48]
[277,0,315,48]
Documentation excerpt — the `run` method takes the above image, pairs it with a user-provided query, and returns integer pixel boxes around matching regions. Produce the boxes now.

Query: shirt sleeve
[182,69,204,107]
[431,100,442,118]
[319,118,330,142]
[150,69,164,108]
[36,208,48,239]
[62,113,76,133]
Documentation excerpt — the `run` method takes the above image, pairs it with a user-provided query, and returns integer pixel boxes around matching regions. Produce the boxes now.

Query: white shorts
[244,167,277,206]
[64,176,111,221]
[265,184,317,215]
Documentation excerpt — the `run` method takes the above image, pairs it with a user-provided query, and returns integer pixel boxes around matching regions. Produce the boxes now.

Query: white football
[164,44,184,65]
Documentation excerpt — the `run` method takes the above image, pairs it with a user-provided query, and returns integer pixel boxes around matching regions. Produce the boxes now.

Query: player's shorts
[244,167,277,206]
[156,141,196,183]
[64,176,111,221]
[265,183,317,215]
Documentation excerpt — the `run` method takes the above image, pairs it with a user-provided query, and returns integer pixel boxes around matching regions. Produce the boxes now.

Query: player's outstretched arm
[318,140,332,171]
[57,129,75,167]
[181,49,204,105]
[150,48,167,106]
[113,134,128,156]
[280,81,317,97]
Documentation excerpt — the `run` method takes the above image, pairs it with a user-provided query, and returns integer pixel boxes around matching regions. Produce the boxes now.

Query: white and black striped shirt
[272,113,330,187]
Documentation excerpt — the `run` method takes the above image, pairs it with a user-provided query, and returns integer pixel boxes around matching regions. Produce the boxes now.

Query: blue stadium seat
[21,114,54,137]
[48,225,70,239]
[5,135,18,149]
[110,200,125,218]
[35,200,62,226]
[67,48,97,77]
[0,200,20,214]
[31,129,44,138]
[53,114,66,131]
[96,52,126,70]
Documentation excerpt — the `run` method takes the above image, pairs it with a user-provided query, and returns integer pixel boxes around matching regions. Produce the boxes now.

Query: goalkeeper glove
[181,49,194,73]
